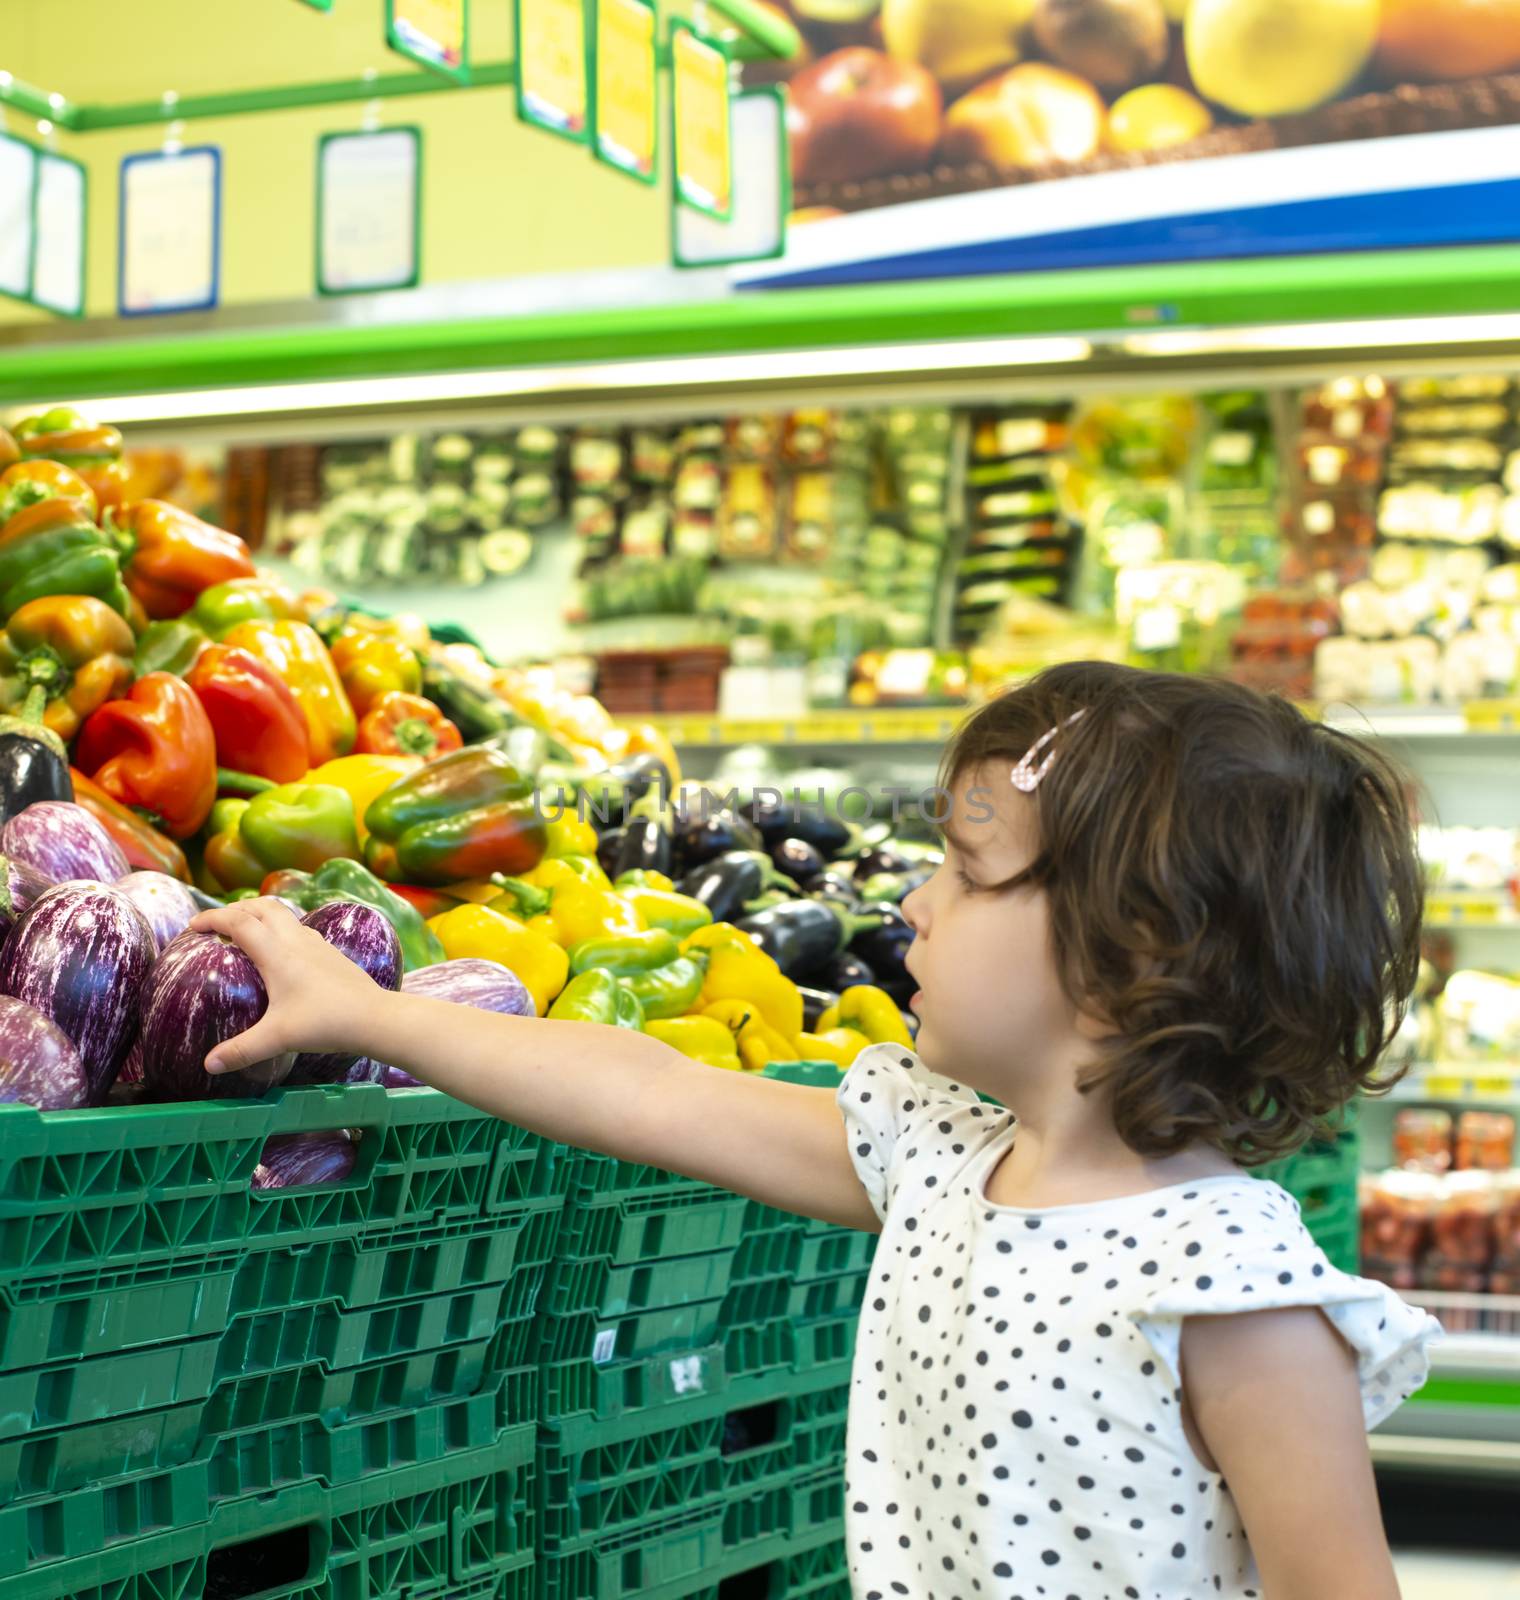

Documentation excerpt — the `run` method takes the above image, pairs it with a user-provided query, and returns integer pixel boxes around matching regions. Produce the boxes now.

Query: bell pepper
[239,782,359,873]
[13,407,123,471]
[1,458,100,520]
[614,868,675,893]
[486,875,552,920]
[0,595,136,744]
[535,883,645,949]
[426,903,569,1015]
[570,928,681,978]
[221,619,356,764]
[702,999,800,1072]
[619,886,712,940]
[306,753,419,845]
[388,883,465,919]
[69,767,191,880]
[356,691,462,759]
[81,459,132,518]
[75,672,218,839]
[189,576,303,639]
[134,617,208,678]
[621,953,707,1020]
[257,856,444,970]
[645,1017,742,1072]
[696,932,805,1042]
[548,969,646,1029]
[200,798,267,894]
[112,499,256,619]
[544,812,599,860]
[834,984,915,1048]
[366,743,533,838]
[187,644,312,785]
[796,1027,871,1067]
[526,855,612,892]
[0,493,131,619]
[0,429,16,472]
[315,606,432,654]
[330,628,423,718]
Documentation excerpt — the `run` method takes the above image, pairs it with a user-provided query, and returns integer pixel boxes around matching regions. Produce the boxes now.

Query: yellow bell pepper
[619,887,712,939]
[426,903,569,1016]
[306,753,420,845]
[836,984,914,1048]
[539,884,645,949]
[697,935,804,1041]
[701,999,799,1072]
[525,856,613,893]
[815,1002,840,1033]
[796,1027,871,1067]
[442,878,509,906]
[544,813,599,859]
[645,1016,743,1072]
[683,921,759,955]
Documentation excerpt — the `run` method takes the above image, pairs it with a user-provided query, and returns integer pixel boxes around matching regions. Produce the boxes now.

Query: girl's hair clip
[1010,709,1085,793]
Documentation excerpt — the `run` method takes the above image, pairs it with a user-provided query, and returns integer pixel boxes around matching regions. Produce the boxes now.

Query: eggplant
[674,811,764,873]
[119,1032,144,1086]
[733,899,882,981]
[740,796,853,859]
[679,850,765,925]
[0,993,89,1110]
[772,838,827,886]
[800,871,859,904]
[613,814,673,878]
[401,957,536,1016]
[799,985,839,1032]
[596,826,628,879]
[607,753,669,804]
[287,902,403,1085]
[251,1130,359,1190]
[115,871,201,953]
[1,801,130,886]
[854,867,935,905]
[851,843,915,881]
[849,904,915,1000]
[0,882,155,1103]
[816,951,877,992]
[0,716,72,829]
[139,931,294,1101]
[380,1062,425,1090]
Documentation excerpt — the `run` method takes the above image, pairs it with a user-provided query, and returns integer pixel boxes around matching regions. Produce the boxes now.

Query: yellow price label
[595,0,657,178]
[518,0,589,136]
[1464,698,1520,731]
[672,25,732,220]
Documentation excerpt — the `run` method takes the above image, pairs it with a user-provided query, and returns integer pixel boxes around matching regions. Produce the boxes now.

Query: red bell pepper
[355,691,463,759]
[75,672,218,839]
[113,499,256,619]
[187,644,311,785]
[69,767,192,881]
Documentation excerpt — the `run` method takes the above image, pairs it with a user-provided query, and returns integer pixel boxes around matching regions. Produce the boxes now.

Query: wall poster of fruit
[741,0,1520,283]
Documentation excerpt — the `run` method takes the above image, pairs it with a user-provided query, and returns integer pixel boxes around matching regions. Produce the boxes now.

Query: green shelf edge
[4,245,1520,406]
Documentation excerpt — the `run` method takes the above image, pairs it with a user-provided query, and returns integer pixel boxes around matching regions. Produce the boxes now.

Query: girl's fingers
[190,899,301,967]
[206,1018,285,1075]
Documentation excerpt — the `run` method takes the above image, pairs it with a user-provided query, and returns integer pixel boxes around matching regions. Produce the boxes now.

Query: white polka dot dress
[837,1047,1439,1600]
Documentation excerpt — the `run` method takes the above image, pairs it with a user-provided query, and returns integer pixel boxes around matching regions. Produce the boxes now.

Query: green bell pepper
[0,490,131,620]
[365,742,535,839]
[547,970,646,1029]
[260,856,444,971]
[487,874,553,919]
[134,617,208,678]
[622,952,708,1020]
[569,927,680,978]
[240,782,359,873]
[189,577,300,639]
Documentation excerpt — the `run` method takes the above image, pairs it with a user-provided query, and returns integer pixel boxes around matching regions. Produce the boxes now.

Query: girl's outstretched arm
[1182,1306,1401,1600]
[191,898,880,1231]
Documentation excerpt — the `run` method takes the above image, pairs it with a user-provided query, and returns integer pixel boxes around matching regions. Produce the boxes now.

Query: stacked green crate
[1258,1119,1361,1273]
[0,1086,564,1595]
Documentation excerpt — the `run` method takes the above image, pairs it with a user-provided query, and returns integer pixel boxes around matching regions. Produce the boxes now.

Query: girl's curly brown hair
[943,662,1424,1163]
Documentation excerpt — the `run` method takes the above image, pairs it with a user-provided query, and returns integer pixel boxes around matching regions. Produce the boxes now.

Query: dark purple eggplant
[115,871,200,953]
[0,882,155,1103]
[674,811,763,873]
[0,993,89,1109]
[735,900,848,981]
[251,1130,358,1189]
[119,1032,144,1085]
[679,851,765,925]
[740,796,853,858]
[798,985,839,1032]
[139,931,294,1101]
[402,957,535,1016]
[800,870,859,904]
[849,904,914,1001]
[817,951,877,992]
[287,902,402,1085]
[596,826,628,879]
[851,843,915,881]
[380,1062,424,1090]
[607,753,669,803]
[1,801,130,886]
[613,815,672,878]
[772,838,827,885]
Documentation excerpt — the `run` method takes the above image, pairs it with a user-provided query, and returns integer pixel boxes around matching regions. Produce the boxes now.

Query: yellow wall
[1,0,668,324]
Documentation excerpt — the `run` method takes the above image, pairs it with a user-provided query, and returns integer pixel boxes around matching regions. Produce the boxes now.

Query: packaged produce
[1455,1110,1516,1172]
[1359,1169,1440,1287]
[1493,1171,1520,1268]
[1436,971,1520,1063]
[1430,1170,1500,1267]
[1393,1108,1453,1174]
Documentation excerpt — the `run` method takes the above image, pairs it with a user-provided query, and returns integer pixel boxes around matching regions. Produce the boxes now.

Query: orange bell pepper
[75,672,218,839]
[0,595,136,743]
[221,619,356,765]
[330,628,423,717]
[355,691,462,758]
[113,499,256,619]
[69,767,191,881]
[0,458,99,520]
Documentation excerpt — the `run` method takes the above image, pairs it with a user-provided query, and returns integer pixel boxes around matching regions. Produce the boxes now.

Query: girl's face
[901,767,1078,1093]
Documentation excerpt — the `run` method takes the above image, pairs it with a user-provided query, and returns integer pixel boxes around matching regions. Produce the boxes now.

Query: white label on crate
[592,1328,618,1366]
[669,1354,706,1395]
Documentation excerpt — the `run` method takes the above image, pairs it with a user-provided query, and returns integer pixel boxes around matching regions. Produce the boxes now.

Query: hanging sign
[32,151,87,317]
[673,86,787,267]
[317,127,422,295]
[387,0,469,82]
[119,146,221,316]
[670,21,731,221]
[0,134,37,304]
[297,0,335,9]
[515,0,589,143]
[592,0,657,183]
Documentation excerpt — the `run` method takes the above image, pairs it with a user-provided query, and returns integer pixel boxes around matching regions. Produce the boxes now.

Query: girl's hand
[188,897,384,1074]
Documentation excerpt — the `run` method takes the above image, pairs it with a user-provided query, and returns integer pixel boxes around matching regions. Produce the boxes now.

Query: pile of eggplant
[595,782,941,1032]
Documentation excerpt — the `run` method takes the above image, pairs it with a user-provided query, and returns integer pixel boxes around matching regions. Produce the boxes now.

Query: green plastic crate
[5,1419,535,1600]
[722,1312,860,1394]
[1258,1125,1361,1272]
[703,1535,849,1600]
[540,1342,730,1430]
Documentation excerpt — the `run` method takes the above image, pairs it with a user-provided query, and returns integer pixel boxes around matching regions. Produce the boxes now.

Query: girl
[194,661,1438,1600]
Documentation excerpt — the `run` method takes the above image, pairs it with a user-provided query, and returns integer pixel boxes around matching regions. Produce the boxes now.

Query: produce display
[0,407,936,1118]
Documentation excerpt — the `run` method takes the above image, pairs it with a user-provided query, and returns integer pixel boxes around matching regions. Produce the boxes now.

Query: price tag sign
[0,134,37,304]
[387,0,470,81]
[670,21,731,221]
[592,0,657,182]
[119,146,221,317]
[32,151,87,317]
[672,86,787,266]
[317,128,422,295]
[515,0,590,142]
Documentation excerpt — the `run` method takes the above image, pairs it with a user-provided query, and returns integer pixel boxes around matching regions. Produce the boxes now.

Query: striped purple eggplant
[0,994,90,1110]
[0,882,155,1103]
[379,1062,424,1090]
[401,957,534,1016]
[251,1130,358,1189]
[1,802,130,887]
[0,855,51,934]
[114,871,201,954]
[286,902,402,1086]
[139,931,293,1102]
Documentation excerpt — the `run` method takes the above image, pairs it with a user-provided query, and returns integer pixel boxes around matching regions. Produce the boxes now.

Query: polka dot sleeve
[1131,1182,1441,1431]
[835,1044,999,1222]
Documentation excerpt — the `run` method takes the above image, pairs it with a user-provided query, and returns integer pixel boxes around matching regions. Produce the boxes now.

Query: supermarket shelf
[1370,1434,1520,1478]
[1378,1066,1520,1104]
